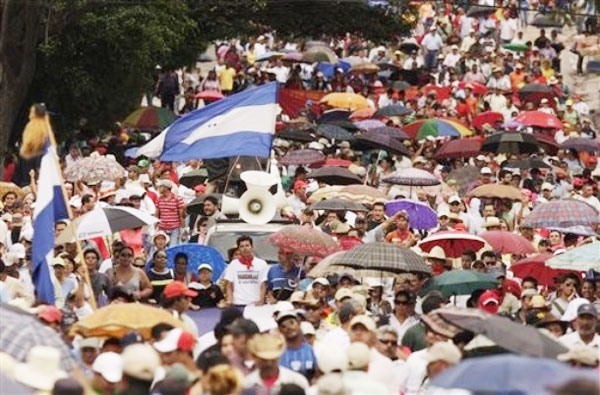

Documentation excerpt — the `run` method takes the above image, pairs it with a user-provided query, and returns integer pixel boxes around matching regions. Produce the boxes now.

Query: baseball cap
[300,321,316,336]
[198,263,213,272]
[478,290,500,314]
[335,288,354,301]
[541,182,554,191]
[426,341,462,365]
[448,195,461,204]
[92,352,123,383]
[52,257,66,267]
[349,315,377,333]
[153,328,197,353]
[313,277,330,287]
[121,344,161,381]
[347,342,370,369]
[9,243,25,259]
[275,309,301,324]
[157,179,173,189]
[163,281,198,299]
[577,303,597,318]
[480,167,493,175]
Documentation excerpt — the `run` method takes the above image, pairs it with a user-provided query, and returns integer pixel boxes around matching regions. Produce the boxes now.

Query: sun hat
[349,315,377,333]
[122,343,161,381]
[247,333,286,360]
[152,230,170,245]
[300,321,316,336]
[426,341,462,364]
[335,288,354,302]
[92,352,123,383]
[13,346,67,391]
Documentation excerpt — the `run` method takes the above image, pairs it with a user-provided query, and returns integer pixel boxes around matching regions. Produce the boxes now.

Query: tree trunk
[0,0,42,159]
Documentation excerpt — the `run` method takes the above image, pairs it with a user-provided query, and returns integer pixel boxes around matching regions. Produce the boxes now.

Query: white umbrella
[545,242,600,272]
[56,205,158,243]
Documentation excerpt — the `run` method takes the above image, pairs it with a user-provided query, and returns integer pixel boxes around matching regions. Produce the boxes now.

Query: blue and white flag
[32,144,68,304]
[136,82,279,161]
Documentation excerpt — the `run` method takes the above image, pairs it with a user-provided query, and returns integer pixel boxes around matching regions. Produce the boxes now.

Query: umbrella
[405,119,474,140]
[374,104,411,118]
[281,149,326,166]
[317,124,355,141]
[468,184,523,201]
[305,40,328,49]
[309,251,397,278]
[329,119,359,131]
[435,139,482,160]
[399,39,419,54]
[123,106,176,131]
[547,225,598,237]
[519,84,555,107]
[481,132,540,154]
[520,83,554,96]
[510,254,579,286]
[431,306,568,358]
[64,152,126,184]
[353,119,386,130]
[419,270,498,297]
[384,199,438,230]
[186,193,222,215]
[447,167,481,195]
[392,80,411,91]
[178,168,209,188]
[0,182,22,197]
[419,231,487,258]
[309,198,367,212]
[370,126,410,141]
[349,63,379,74]
[514,111,563,130]
[307,166,362,185]
[561,138,600,154]
[256,51,284,62]
[533,133,560,154]
[546,242,600,272]
[466,5,494,17]
[531,13,563,28]
[56,205,158,243]
[317,109,350,124]
[165,244,226,280]
[432,354,597,394]
[278,124,316,142]
[502,42,529,52]
[523,199,600,229]
[302,45,338,63]
[70,303,185,340]
[282,52,303,62]
[502,158,551,169]
[458,81,488,96]
[349,108,376,120]
[320,93,370,111]
[480,231,536,255]
[195,91,225,101]
[308,184,388,205]
[472,112,504,130]
[324,158,352,167]
[382,168,440,187]
[269,225,339,257]
[354,131,410,155]
[0,305,77,371]
[331,242,431,274]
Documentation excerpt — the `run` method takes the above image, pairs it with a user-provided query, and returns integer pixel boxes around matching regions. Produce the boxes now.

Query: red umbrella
[419,231,487,258]
[281,149,325,166]
[510,254,581,286]
[472,112,504,129]
[459,81,488,96]
[480,231,536,255]
[268,225,340,257]
[322,158,352,167]
[514,111,563,130]
[533,133,559,154]
[195,91,225,101]
[422,84,452,101]
[435,138,482,159]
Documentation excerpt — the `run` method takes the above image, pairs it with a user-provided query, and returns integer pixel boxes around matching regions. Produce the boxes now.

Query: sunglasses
[379,339,398,346]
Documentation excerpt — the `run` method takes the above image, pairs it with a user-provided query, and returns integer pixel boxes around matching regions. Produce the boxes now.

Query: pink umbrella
[480,231,536,255]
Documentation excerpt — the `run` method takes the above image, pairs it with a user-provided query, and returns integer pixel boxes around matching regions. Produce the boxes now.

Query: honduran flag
[134,82,279,161]
[32,144,68,304]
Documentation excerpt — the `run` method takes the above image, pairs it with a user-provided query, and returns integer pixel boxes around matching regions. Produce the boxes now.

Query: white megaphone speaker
[221,194,240,216]
[237,170,278,224]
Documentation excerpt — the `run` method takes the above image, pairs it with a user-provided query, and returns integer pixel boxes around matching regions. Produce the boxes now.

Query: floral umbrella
[64,152,126,184]
[268,225,340,257]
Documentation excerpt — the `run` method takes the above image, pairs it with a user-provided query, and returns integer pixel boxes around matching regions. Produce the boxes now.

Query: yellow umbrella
[69,303,185,339]
[320,93,370,111]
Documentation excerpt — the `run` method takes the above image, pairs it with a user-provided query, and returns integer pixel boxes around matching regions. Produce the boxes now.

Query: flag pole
[45,118,98,310]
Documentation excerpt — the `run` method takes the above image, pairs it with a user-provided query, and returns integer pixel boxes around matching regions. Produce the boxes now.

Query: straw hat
[425,246,448,262]
[13,346,67,391]
[483,217,501,228]
[248,334,286,360]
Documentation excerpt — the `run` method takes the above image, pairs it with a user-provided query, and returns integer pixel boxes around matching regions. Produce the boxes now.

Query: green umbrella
[502,43,529,52]
[178,168,209,188]
[419,270,498,297]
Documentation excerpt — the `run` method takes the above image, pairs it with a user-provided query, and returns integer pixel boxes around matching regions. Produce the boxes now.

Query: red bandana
[239,255,254,270]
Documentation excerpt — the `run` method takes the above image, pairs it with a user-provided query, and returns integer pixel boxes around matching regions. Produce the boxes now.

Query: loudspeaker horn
[240,171,277,190]
[239,189,277,225]
[221,194,240,216]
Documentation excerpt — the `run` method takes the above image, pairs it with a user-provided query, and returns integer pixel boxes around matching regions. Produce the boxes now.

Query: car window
[207,231,279,263]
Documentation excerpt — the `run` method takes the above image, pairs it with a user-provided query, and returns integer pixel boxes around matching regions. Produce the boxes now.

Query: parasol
[405,118,474,140]
[353,119,386,130]
[545,242,600,272]
[268,225,340,257]
[479,231,536,255]
[64,152,126,184]
[331,242,431,275]
[281,149,326,166]
[514,111,563,130]
[522,199,600,229]
[381,168,440,187]
[320,93,369,111]
[447,167,481,196]
[317,109,351,124]
[510,254,579,286]
[178,168,209,188]
[560,137,600,154]
[123,106,176,131]
[317,124,355,141]
[307,166,362,185]
[374,104,411,118]
[419,231,486,258]
[384,199,438,230]
[502,158,551,169]
[472,112,504,130]
[309,251,397,278]
[481,132,540,154]
[309,198,367,212]
[370,126,410,141]
[435,139,482,160]
[468,184,523,201]
[302,45,338,63]
[349,108,376,120]
[354,131,410,155]
[278,124,316,142]
[419,270,498,297]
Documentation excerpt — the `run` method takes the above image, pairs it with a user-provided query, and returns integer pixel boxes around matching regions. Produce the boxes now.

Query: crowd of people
[1,0,600,394]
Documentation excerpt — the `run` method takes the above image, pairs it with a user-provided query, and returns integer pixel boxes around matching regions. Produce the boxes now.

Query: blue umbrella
[432,354,598,395]
[316,60,351,78]
[384,199,438,230]
[165,244,226,281]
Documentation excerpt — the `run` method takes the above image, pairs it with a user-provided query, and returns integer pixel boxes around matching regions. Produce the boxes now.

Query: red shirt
[157,194,184,230]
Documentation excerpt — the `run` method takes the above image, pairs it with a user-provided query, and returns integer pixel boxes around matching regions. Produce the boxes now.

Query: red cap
[37,305,63,323]
[502,279,521,299]
[573,178,584,187]
[453,223,467,232]
[163,281,198,299]
[478,290,500,314]
[589,157,598,164]
[177,330,197,352]
[293,180,308,191]
[194,184,206,194]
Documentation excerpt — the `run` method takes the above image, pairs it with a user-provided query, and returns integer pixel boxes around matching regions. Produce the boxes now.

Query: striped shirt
[157,195,184,230]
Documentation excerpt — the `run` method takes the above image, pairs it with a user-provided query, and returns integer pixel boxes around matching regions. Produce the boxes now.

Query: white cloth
[224,257,269,305]
[403,348,429,395]
[559,332,600,349]
[389,314,419,343]
[319,326,350,352]
[244,366,309,391]
[368,348,404,394]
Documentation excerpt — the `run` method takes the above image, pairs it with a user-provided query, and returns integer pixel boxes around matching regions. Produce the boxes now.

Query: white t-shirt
[224,257,269,305]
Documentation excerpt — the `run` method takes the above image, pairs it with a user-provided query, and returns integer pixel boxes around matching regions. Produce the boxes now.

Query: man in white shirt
[443,45,462,69]
[500,11,518,43]
[560,304,600,349]
[421,26,443,69]
[224,236,268,307]
[287,180,307,217]
[320,299,357,351]
[403,51,423,70]
[573,184,600,214]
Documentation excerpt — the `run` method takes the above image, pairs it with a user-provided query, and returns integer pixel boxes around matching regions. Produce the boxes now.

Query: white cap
[300,321,316,336]
[448,195,461,204]
[541,182,554,191]
[20,226,33,242]
[475,155,488,162]
[198,263,213,272]
[153,328,184,353]
[426,341,462,364]
[347,342,370,369]
[8,243,25,259]
[92,352,123,383]
[480,167,493,175]
[313,277,330,287]
[339,141,351,148]
[157,179,173,189]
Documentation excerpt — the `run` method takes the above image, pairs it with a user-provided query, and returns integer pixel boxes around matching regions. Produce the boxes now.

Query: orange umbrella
[320,93,370,111]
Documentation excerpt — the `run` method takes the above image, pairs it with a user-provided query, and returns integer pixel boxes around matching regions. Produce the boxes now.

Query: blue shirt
[267,264,304,292]
[279,341,317,380]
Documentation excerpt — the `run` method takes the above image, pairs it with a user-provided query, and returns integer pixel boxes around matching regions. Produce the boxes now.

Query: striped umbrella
[382,168,440,187]
[435,139,482,159]
[281,149,326,166]
[123,106,176,131]
[522,199,600,229]
[405,118,474,140]
[331,242,431,274]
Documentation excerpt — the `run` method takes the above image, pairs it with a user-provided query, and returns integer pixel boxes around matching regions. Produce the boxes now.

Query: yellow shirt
[246,50,256,65]
[541,66,555,79]
[218,67,236,91]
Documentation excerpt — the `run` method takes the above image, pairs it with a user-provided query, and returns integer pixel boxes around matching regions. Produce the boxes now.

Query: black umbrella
[371,126,410,141]
[278,124,316,142]
[502,158,551,169]
[179,168,209,188]
[520,83,554,95]
[329,120,360,131]
[354,130,410,155]
[281,149,326,166]
[561,138,600,154]
[392,80,411,91]
[466,5,494,17]
[317,109,350,124]
[186,193,222,215]
[309,198,368,212]
[481,132,540,154]
[317,124,355,141]
[307,166,362,185]
[399,41,419,54]
[531,14,563,28]
[374,104,411,118]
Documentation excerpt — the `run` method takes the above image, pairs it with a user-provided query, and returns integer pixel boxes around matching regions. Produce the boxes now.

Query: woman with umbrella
[106,245,152,302]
